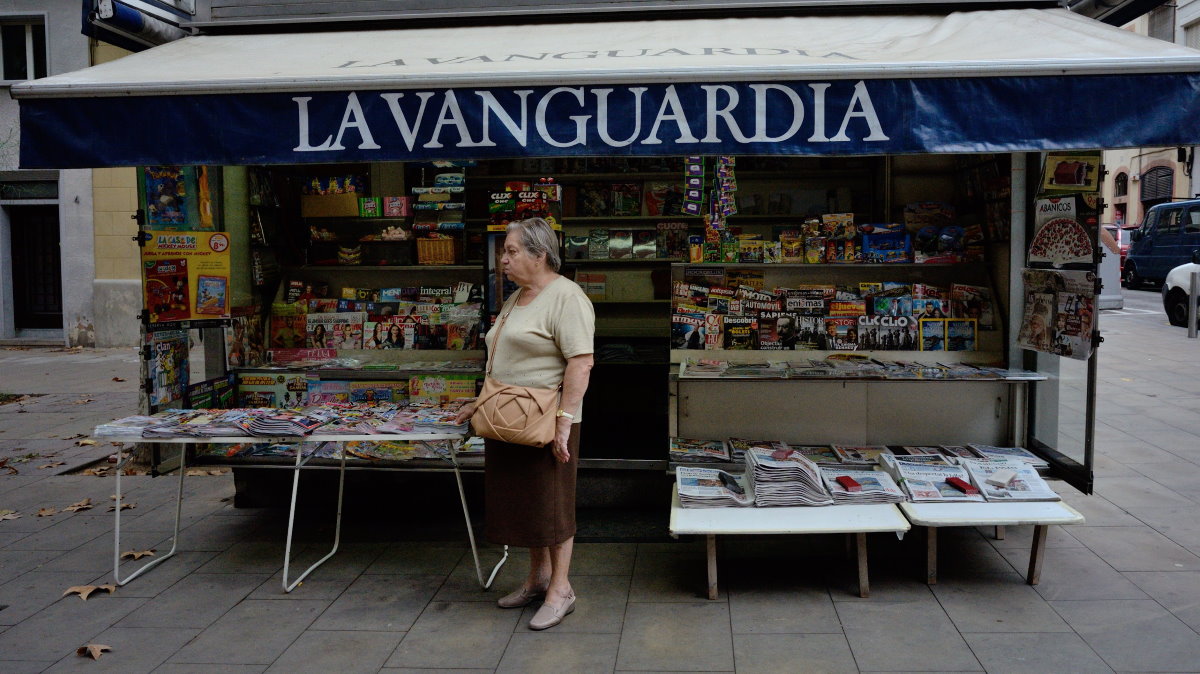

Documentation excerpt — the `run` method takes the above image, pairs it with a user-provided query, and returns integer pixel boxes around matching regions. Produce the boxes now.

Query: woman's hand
[552,416,572,463]
[452,402,476,426]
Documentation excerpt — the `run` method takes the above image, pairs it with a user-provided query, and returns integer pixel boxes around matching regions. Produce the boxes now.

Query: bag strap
[486,288,522,376]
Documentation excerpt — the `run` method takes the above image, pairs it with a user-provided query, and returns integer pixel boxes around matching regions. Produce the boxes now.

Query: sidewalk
[1,294,1200,673]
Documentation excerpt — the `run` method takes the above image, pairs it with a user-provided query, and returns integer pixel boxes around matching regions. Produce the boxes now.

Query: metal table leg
[282,444,346,593]
[114,444,186,586]
[451,456,506,590]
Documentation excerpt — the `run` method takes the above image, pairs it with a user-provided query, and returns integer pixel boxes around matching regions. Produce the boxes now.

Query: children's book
[144,258,190,323]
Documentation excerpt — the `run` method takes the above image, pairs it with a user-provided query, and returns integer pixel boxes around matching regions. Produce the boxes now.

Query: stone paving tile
[310,574,443,632]
[977,524,1082,549]
[0,531,29,548]
[116,573,272,629]
[194,541,295,575]
[997,546,1148,601]
[167,599,328,665]
[836,600,982,672]
[1050,599,1200,673]
[0,596,147,662]
[5,513,114,552]
[0,571,95,626]
[570,542,637,576]
[43,626,201,674]
[385,601,521,670]
[616,602,733,672]
[266,629,403,673]
[154,665,266,674]
[515,574,629,634]
[963,633,1113,673]
[629,549,723,602]
[1093,475,1196,509]
[725,574,841,634]
[732,633,858,674]
[0,549,62,585]
[1056,492,1141,527]
[1124,571,1200,633]
[929,578,1072,633]
[362,542,466,576]
[1127,505,1200,553]
[497,632,620,673]
[433,551,526,603]
[1069,525,1200,571]
[94,551,219,599]
[36,530,172,576]
[0,661,59,674]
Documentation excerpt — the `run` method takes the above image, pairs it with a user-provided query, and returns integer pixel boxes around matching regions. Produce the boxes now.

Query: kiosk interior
[17,8,1200,504]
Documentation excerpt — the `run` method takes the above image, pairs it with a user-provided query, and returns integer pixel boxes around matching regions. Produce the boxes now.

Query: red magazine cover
[144,258,190,322]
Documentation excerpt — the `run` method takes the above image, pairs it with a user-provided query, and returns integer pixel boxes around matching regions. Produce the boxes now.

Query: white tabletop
[899,500,1085,527]
[669,488,911,536]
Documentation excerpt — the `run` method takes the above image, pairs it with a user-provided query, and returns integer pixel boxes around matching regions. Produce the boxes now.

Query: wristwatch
[556,409,575,420]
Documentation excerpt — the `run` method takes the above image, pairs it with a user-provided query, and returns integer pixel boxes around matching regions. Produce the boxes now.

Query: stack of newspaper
[879,454,986,502]
[832,445,895,466]
[789,444,842,466]
[744,448,834,506]
[957,457,1061,501]
[243,407,343,436]
[669,437,730,463]
[967,444,1050,469]
[94,414,178,438]
[821,467,907,504]
[676,466,754,508]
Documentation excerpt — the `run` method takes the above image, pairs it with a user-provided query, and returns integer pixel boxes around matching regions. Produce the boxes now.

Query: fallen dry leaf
[38,461,66,470]
[63,584,115,601]
[0,458,17,475]
[36,507,57,517]
[112,377,126,382]
[74,439,97,447]
[185,469,208,477]
[107,502,135,512]
[76,644,112,660]
[82,467,109,477]
[71,398,95,405]
[0,509,19,521]
[120,549,155,560]
[63,499,93,513]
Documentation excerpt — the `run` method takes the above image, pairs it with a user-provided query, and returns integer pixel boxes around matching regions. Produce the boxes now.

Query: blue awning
[17,8,1200,167]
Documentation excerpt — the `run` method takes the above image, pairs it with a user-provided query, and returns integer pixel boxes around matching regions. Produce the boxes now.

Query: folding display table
[668,487,911,598]
[898,500,1085,585]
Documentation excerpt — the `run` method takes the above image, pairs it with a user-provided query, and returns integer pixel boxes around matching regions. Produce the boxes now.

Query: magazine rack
[108,432,508,593]
[898,501,1085,585]
[668,486,911,598]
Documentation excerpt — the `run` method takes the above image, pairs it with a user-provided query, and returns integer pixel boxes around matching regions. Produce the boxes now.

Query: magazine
[832,445,894,465]
[669,437,731,463]
[305,312,366,349]
[726,437,788,463]
[967,444,1050,468]
[676,466,754,508]
[150,330,189,407]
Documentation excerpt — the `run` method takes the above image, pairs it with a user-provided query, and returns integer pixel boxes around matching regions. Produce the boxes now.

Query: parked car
[1125,199,1200,288]
[1162,251,1200,326]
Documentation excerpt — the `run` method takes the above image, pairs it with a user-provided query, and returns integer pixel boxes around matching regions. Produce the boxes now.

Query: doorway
[8,205,62,330]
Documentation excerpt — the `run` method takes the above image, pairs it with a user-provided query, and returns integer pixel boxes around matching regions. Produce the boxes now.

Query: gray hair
[506,217,561,272]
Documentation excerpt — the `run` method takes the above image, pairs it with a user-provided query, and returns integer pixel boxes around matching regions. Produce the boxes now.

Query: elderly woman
[454,217,594,631]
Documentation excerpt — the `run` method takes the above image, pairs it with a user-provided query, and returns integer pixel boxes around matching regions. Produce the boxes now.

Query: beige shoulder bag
[471,291,561,447]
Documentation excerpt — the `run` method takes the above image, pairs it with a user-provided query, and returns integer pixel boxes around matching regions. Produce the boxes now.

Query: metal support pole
[282,443,346,593]
[1189,270,1198,339]
[452,453,506,590]
[114,445,186,585]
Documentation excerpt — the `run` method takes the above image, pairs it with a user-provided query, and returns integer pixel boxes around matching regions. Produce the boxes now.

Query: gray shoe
[497,585,546,609]
[528,592,576,630]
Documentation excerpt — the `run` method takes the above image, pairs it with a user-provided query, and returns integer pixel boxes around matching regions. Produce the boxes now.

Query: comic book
[305,312,366,349]
[144,166,188,227]
[722,316,759,350]
[347,381,409,404]
[150,330,189,407]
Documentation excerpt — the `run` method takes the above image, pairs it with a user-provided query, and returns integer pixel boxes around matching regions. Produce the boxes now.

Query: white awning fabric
[15,8,1200,98]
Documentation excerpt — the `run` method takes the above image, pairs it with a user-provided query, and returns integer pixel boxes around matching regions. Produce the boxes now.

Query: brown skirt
[484,423,580,548]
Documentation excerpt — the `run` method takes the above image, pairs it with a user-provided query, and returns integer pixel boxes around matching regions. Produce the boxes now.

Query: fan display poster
[142,231,232,323]
[1028,195,1096,268]
[143,166,217,230]
[1017,269,1096,361]
[1039,152,1102,194]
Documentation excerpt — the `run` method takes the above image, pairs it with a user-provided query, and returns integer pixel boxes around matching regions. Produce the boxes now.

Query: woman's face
[501,232,544,286]
[372,324,383,339]
[388,325,401,339]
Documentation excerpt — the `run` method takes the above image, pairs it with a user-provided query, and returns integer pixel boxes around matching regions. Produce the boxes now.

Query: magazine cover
[913,298,949,320]
[408,374,477,404]
[305,312,366,349]
[1017,288,1056,354]
[150,330,189,407]
[672,313,705,350]
[758,311,801,350]
[824,317,858,350]
[144,258,190,323]
[144,166,188,227]
[224,312,265,368]
[269,303,306,349]
[305,377,351,404]
[236,372,308,408]
[348,381,408,404]
[195,275,228,315]
[1029,195,1094,267]
[873,295,913,318]
[857,315,917,351]
[645,182,684,216]
[703,314,723,350]
[950,283,996,330]
[919,318,947,351]
[946,318,978,351]
[656,221,690,259]
[722,316,760,350]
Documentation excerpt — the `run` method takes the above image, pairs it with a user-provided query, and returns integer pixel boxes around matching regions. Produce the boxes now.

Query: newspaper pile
[669,437,730,463]
[879,454,985,502]
[744,448,834,506]
[94,414,179,438]
[821,467,907,504]
[676,466,754,508]
[832,445,895,466]
[788,444,842,466]
[957,457,1060,501]
[727,438,788,463]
